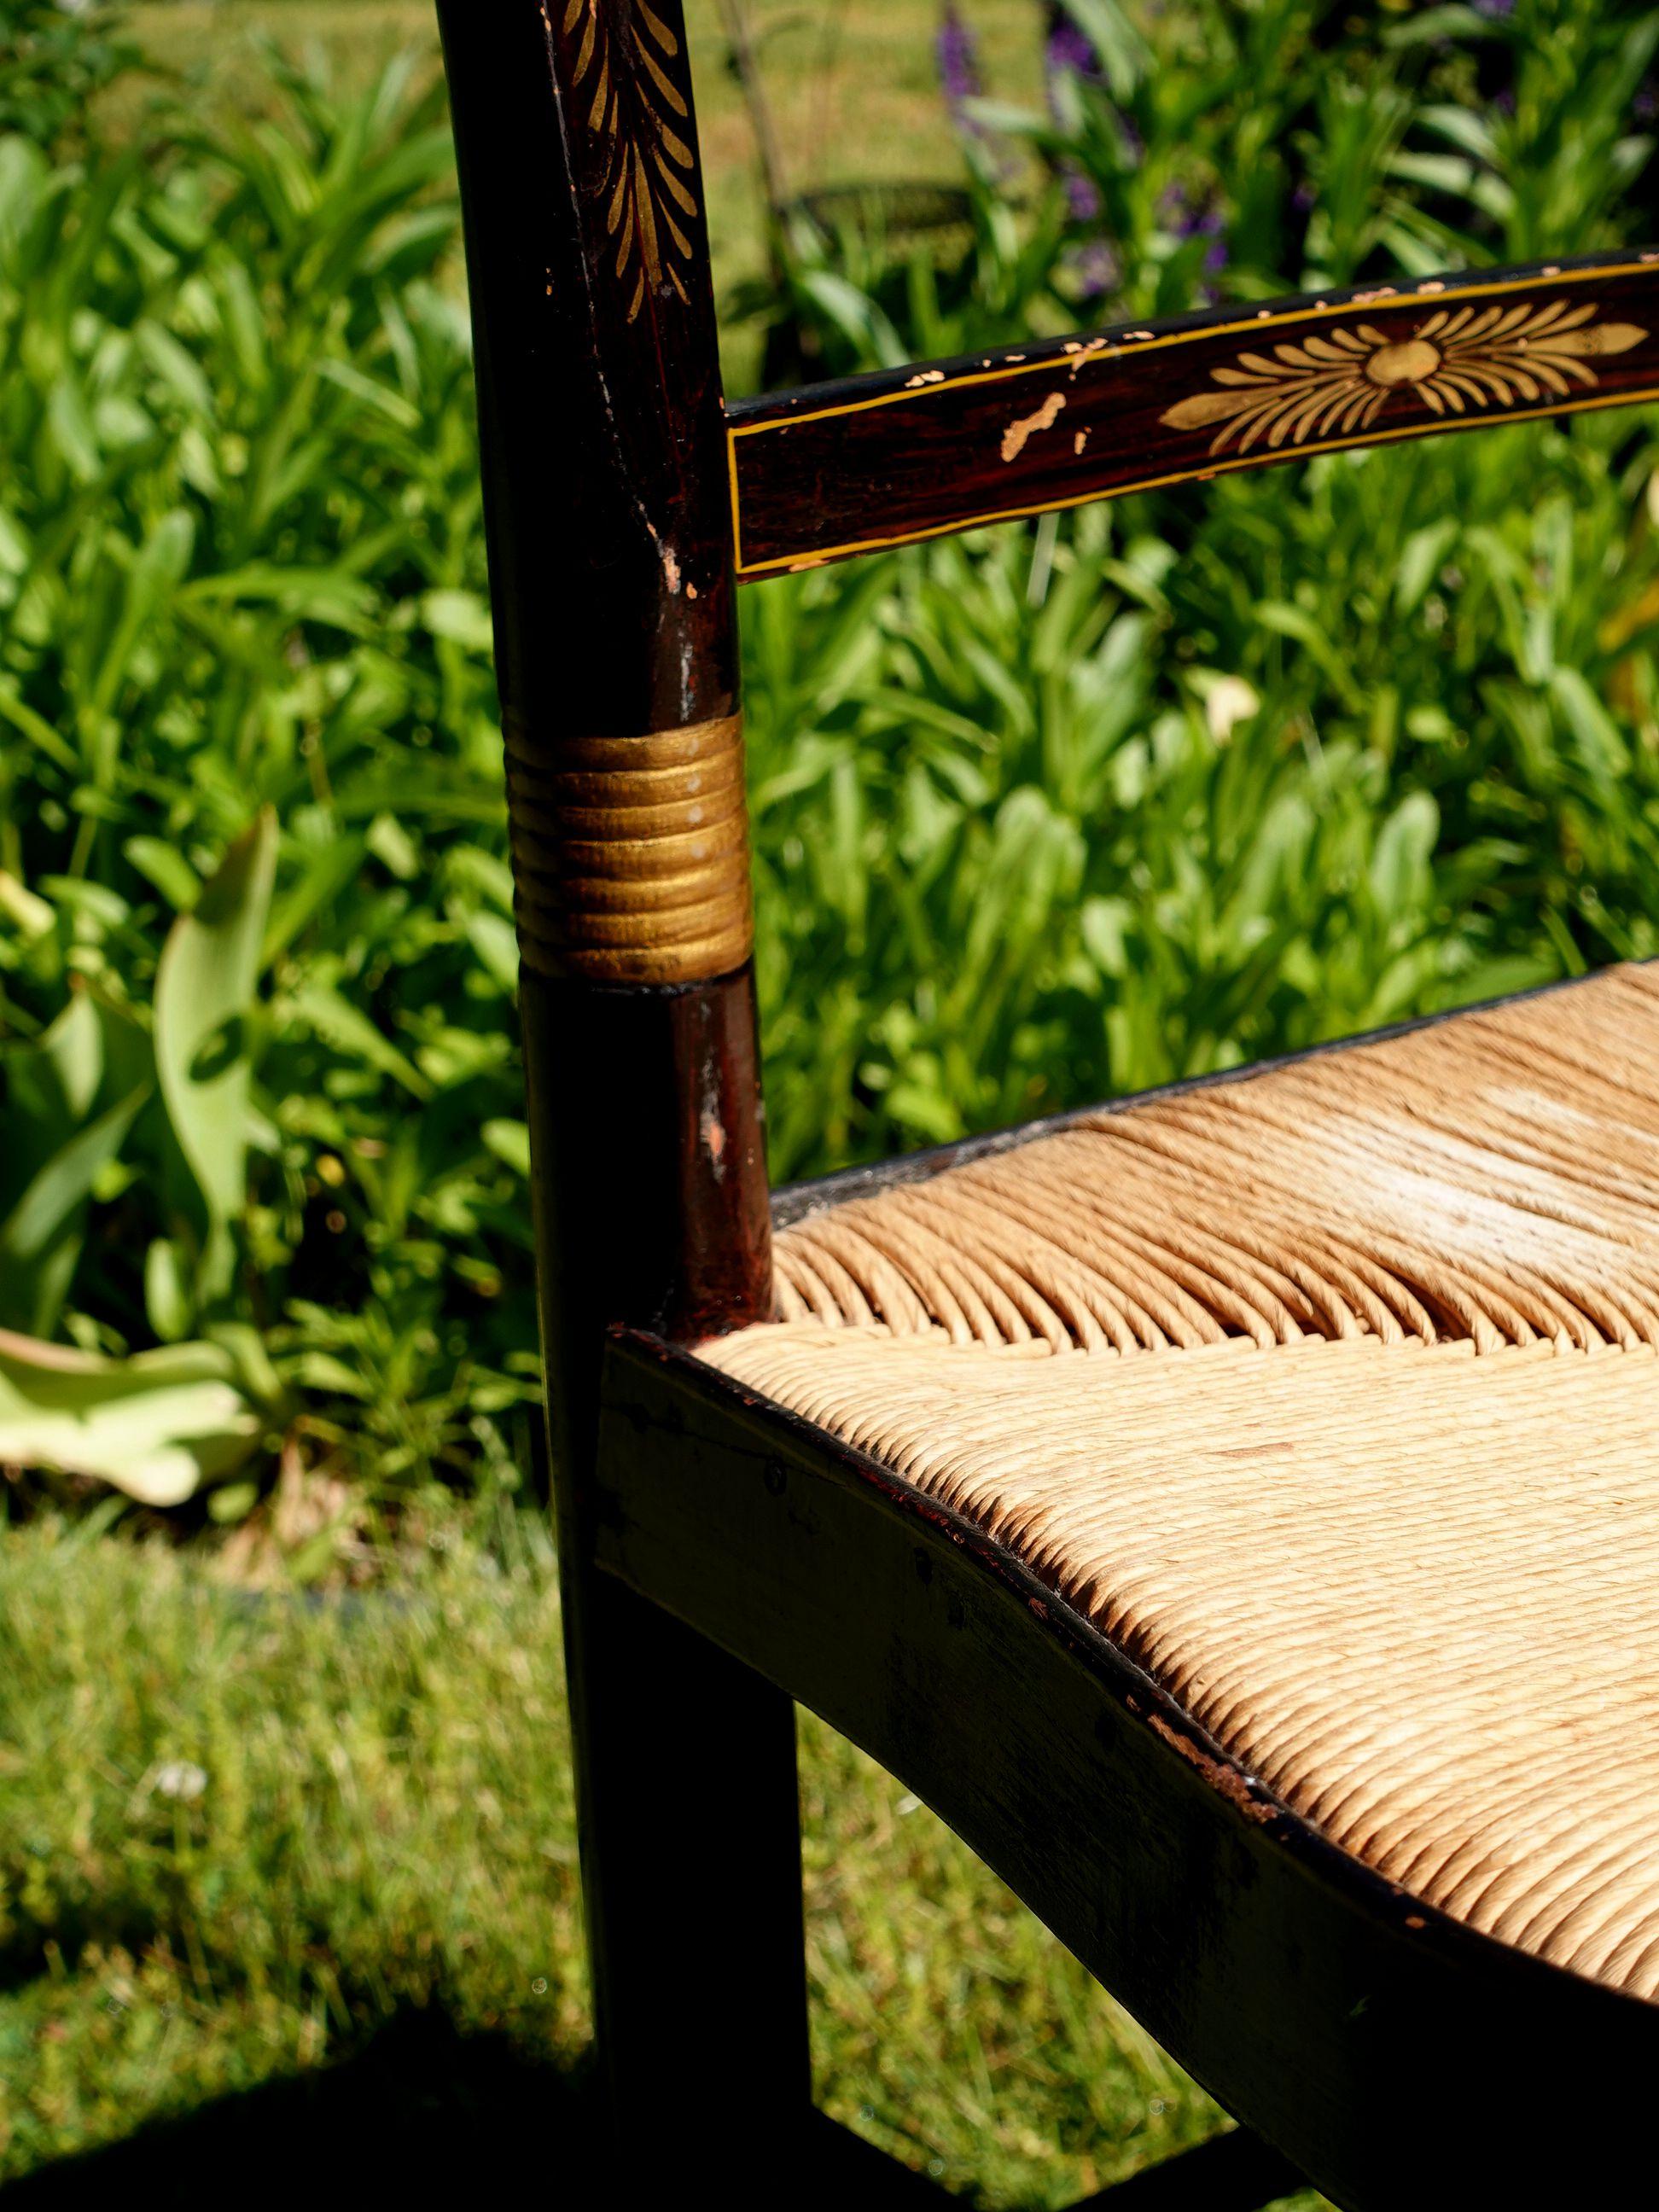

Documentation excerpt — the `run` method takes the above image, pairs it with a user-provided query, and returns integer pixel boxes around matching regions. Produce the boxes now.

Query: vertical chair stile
[435,0,810,2178]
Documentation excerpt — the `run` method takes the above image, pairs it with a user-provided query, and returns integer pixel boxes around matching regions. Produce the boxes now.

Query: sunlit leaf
[154,811,278,1307]
[0,1327,263,1506]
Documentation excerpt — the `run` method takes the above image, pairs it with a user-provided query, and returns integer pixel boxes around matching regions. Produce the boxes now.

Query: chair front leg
[565,1550,811,2183]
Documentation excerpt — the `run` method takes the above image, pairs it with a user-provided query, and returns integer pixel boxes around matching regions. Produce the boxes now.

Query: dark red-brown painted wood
[436,3,804,2184]
[597,1330,1659,2209]
[728,248,1659,577]
[437,0,775,1406]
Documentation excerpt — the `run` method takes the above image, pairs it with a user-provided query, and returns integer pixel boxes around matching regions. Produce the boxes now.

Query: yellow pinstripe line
[733,382,1659,579]
[725,258,1659,578]
[731,259,1656,439]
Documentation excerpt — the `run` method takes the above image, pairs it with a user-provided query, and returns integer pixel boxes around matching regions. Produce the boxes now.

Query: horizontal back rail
[727,249,1659,581]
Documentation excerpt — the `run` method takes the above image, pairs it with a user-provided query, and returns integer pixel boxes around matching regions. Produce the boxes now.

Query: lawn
[0,1507,1322,2206]
[118,2,1045,320]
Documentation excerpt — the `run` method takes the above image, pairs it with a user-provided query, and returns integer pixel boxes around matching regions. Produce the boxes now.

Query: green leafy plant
[0,0,141,151]
[0,52,534,1497]
[740,0,1659,1172]
[2,4,1658,1504]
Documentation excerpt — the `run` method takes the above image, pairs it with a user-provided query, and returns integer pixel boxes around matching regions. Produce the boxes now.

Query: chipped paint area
[905,369,946,388]
[1001,390,1067,463]
[645,515,683,596]
[1146,1711,1278,1825]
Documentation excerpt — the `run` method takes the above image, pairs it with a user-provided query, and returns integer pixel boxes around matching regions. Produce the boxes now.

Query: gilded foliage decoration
[560,0,698,323]
[1161,299,1649,457]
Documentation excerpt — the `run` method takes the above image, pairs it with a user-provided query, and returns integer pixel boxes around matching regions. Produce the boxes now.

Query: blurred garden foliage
[2,0,1659,1508]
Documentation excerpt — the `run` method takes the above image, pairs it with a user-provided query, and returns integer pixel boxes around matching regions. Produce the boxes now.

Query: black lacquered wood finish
[728,250,1659,577]
[446,0,737,742]
[437,0,775,1404]
[437,4,796,2184]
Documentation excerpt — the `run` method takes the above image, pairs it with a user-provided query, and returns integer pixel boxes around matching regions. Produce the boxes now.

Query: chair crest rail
[726,248,1659,580]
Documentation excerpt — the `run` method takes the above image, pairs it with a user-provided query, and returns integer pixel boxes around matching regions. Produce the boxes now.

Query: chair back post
[436,0,772,1505]
[437,10,811,2171]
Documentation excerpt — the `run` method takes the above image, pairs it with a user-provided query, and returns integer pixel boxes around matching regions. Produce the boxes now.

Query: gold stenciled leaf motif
[1161,298,1649,457]
[562,0,698,323]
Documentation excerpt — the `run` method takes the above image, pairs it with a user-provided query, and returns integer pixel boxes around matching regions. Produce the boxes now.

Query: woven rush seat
[702,963,1659,2000]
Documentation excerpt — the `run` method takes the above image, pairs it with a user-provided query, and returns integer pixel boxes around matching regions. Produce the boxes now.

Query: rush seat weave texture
[702,964,1659,1999]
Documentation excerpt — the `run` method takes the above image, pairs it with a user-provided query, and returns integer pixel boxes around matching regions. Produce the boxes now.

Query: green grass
[117,2,1045,316]
[0,1509,1324,2205]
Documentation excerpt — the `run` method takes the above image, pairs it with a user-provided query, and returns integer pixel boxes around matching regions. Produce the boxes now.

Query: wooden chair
[434,6,1659,2202]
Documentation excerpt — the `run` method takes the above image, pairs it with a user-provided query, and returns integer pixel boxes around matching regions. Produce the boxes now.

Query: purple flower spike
[1069,238,1121,301]
[1170,201,1228,276]
[1181,204,1225,242]
[936,3,984,112]
[1065,165,1103,222]
[1045,3,1105,128]
[1046,19,1102,82]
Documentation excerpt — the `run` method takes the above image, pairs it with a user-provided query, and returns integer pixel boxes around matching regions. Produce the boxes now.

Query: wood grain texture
[597,1330,1659,2209]
[728,250,1659,578]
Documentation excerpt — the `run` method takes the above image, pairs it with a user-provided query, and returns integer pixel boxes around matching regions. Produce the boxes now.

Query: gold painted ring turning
[504,712,754,986]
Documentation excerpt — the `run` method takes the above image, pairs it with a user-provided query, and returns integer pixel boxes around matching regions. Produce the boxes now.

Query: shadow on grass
[5,2008,604,2207]
[5,2001,1313,2210]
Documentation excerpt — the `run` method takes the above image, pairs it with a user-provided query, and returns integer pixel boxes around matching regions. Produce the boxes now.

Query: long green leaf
[0,1078,148,1278]
[154,810,278,1307]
